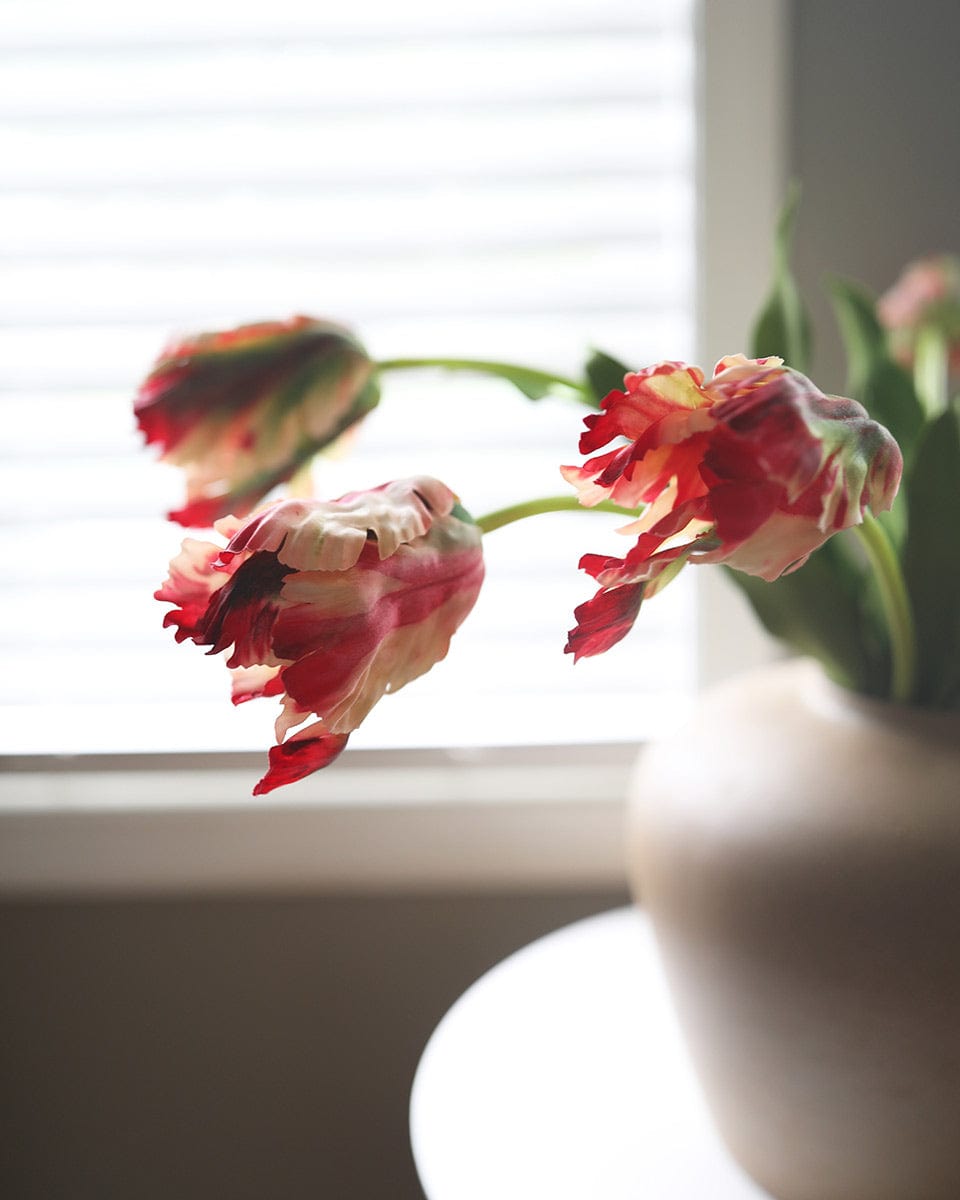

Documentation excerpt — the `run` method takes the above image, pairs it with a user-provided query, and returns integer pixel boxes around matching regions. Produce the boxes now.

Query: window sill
[0,743,637,897]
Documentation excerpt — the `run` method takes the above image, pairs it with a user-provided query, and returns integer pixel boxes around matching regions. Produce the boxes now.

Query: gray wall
[4,4,960,1197]
[1,890,625,1199]
[790,0,960,390]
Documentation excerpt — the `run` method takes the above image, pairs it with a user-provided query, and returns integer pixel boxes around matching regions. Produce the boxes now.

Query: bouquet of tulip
[137,194,958,795]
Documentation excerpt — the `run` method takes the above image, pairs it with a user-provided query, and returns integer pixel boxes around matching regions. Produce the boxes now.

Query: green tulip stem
[475,494,636,535]
[376,357,591,402]
[913,326,950,415]
[480,500,917,706]
[853,514,916,704]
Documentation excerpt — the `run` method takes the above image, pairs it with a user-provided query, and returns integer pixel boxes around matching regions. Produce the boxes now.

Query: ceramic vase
[627,657,960,1200]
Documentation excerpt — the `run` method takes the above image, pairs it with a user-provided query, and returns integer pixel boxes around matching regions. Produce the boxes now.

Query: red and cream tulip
[156,477,484,793]
[135,315,380,527]
[562,355,902,660]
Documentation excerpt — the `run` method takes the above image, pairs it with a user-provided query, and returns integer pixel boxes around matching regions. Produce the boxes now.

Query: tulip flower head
[156,477,485,793]
[561,355,902,660]
[877,255,960,387]
[135,316,380,527]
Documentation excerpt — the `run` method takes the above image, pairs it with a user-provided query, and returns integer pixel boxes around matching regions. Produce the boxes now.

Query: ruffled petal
[230,664,285,705]
[222,477,456,572]
[565,582,645,661]
[276,539,485,731]
[578,361,708,455]
[253,721,351,795]
[196,551,292,667]
[700,509,829,581]
[155,537,232,643]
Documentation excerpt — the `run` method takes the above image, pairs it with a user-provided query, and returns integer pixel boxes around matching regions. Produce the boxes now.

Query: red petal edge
[564,582,645,662]
[252,725,350,795]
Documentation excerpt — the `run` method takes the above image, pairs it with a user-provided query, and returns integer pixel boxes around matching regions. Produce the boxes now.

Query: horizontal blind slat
[1,0,698,756]
[0,244,692,325]
[0,310,695,390]
[1,37,691,118]
[1,106,693,189]
[2,179,692,258]
[0,0,689,49]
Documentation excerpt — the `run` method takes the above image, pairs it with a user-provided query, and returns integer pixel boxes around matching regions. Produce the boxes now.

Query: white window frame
[0,0,786,895]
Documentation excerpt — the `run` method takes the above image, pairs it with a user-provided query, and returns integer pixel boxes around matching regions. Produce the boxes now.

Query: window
[1,0,702,759]
[0,0,790,892]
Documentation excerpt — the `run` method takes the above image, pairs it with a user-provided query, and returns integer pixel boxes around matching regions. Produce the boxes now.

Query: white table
[410,907,771,1200]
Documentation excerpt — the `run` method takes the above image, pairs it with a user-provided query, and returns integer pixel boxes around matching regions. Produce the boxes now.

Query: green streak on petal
[450,501,476,524]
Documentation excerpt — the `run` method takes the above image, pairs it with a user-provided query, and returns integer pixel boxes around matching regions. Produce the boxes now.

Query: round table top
[410,907,770,1200]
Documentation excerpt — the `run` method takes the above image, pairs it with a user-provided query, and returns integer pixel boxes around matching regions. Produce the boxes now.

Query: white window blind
[0,0,698,758]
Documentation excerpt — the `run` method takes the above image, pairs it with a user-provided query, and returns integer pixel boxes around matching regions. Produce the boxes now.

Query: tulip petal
[221,477,456,573]
[277,545,485,731]
[155,537,232,643]
[578,361,708,455]
[230,664,285,705]
[253,721,351,795]
[565,582,645,661]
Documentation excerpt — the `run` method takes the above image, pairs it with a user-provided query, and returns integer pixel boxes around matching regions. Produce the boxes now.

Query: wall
[0,889,625,1199]
[789,0,960,390]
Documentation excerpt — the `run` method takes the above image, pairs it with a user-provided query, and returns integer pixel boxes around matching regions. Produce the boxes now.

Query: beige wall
[1,889,626,1199]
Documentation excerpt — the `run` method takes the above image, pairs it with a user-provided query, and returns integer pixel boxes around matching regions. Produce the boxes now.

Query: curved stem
[853,514,916,704]
[377,356,590,402]
[476,494,636,535]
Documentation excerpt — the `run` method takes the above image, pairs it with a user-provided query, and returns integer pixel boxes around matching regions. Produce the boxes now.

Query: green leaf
[375,357,587,403]
[828,279,886,386]
[583,348,632,408]
[749,184,812,373]
[901,407,960,706]
[488,365,560,401]
[724,534,889,696]
[829,279,925,458]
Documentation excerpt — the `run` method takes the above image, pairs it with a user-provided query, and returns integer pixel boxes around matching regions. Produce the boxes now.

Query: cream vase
[627,657,960,1200]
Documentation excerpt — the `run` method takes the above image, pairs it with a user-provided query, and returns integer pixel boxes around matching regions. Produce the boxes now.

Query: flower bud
[135,316,380,526]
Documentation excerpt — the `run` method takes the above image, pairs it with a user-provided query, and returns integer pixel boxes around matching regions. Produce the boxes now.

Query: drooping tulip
[561,355,902,660]
[135,316,380,527]
[156,477,485,793]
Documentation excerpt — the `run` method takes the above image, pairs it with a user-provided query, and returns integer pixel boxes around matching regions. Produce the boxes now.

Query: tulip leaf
[750,184,812,373]
[901,405,960,706]
[829,278,925,458]
[724,534,889,696]
[584,348,632,408]
[376,357,584,403]
[488,366,564,401]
